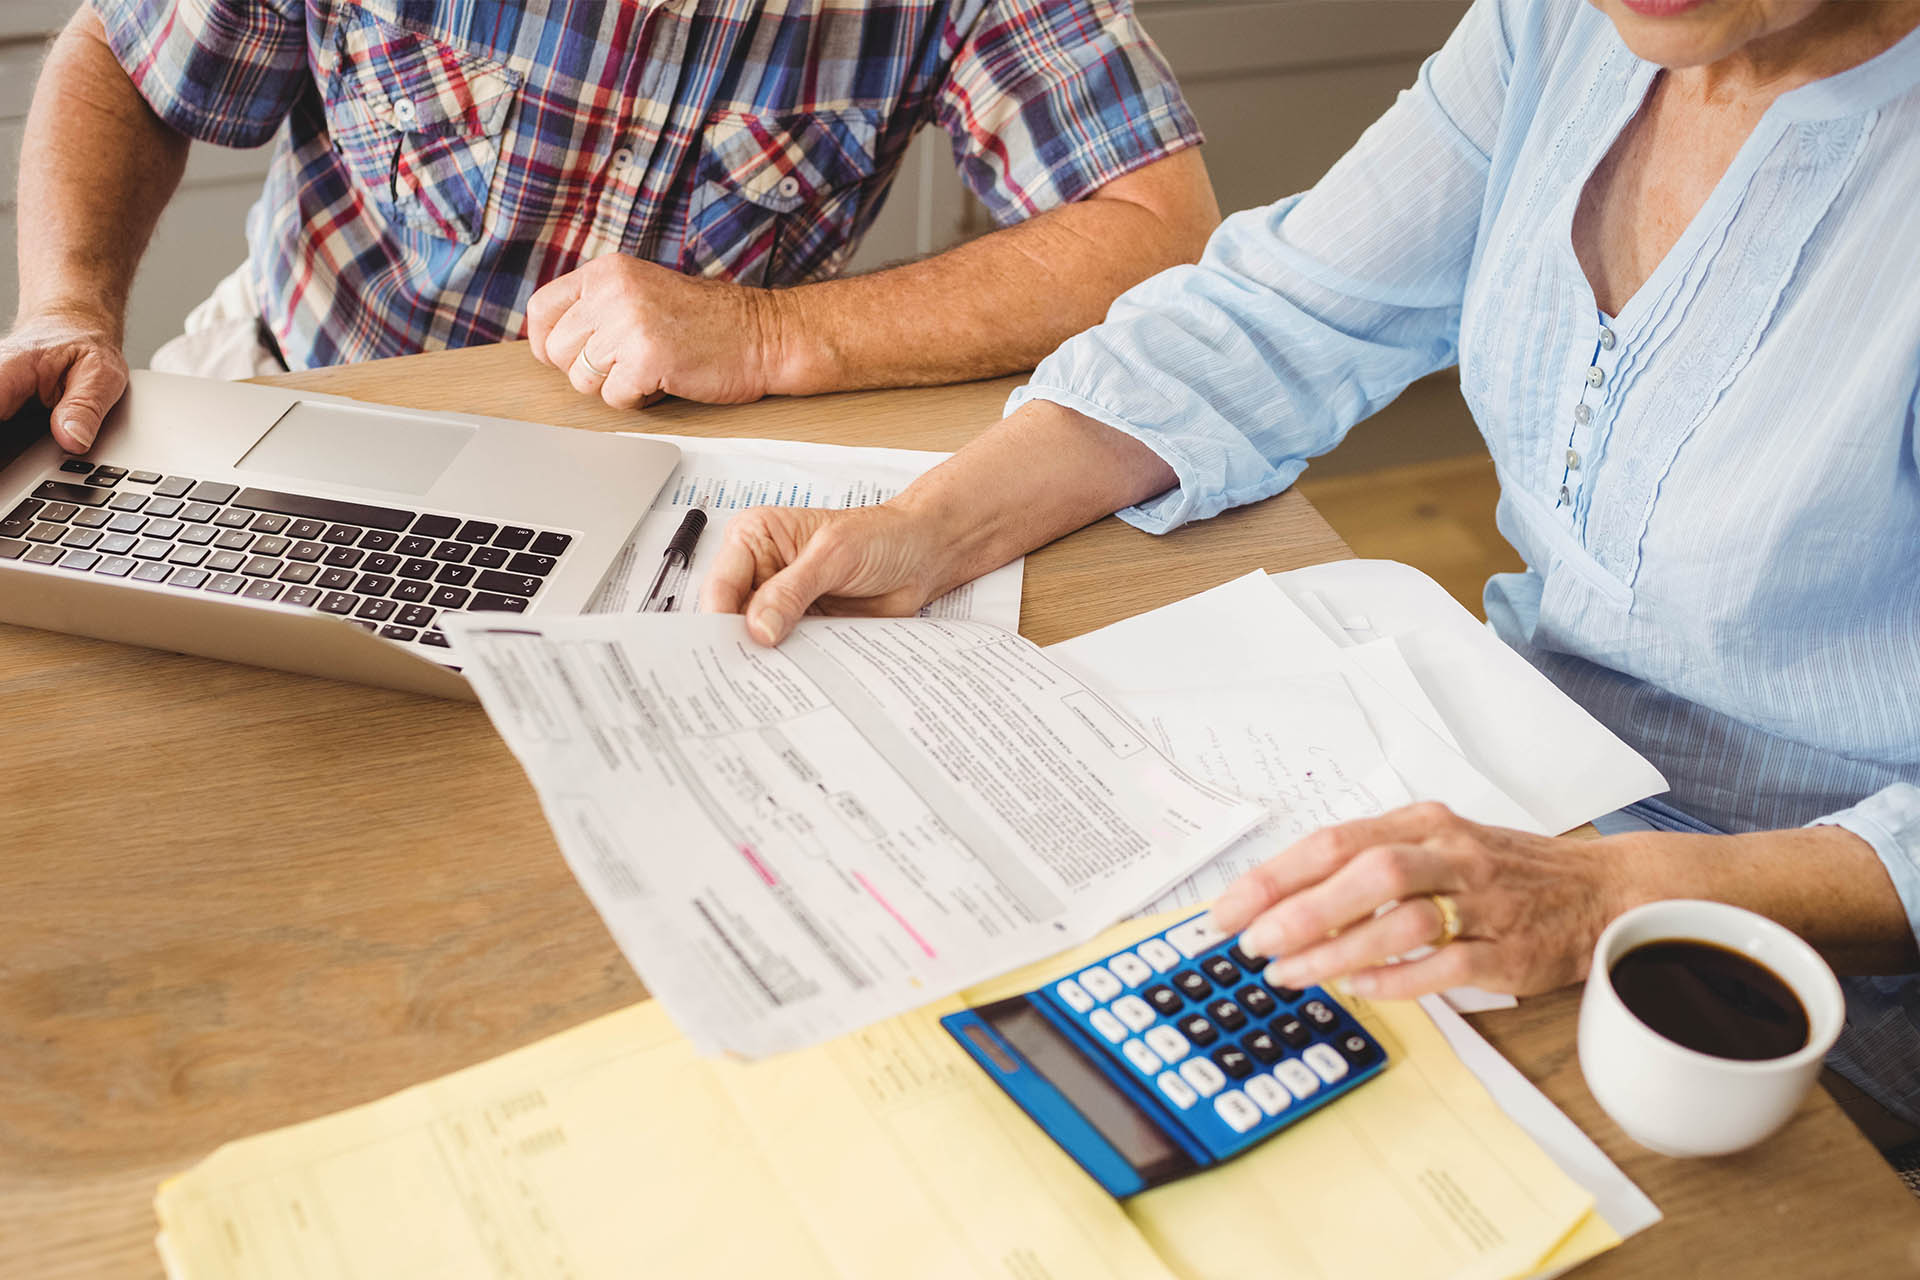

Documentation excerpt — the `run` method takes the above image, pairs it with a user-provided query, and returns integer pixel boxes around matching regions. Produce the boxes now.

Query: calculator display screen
[979,998,1196,1183]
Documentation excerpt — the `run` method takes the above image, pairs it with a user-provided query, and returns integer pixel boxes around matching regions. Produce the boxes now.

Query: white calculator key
[1304,1042,1350,1084]
[1136,938,1182,971]
[1144,1024,1189,1063]
[1179,1056,1227,1098]
[1123,1038,1161,1075]
[1108,951,1154,988]
[1165,918,1226,958]
[1112,995,1156,1032]
[1078,965,1124,1003]
[1214,1090,1262,1134]
[1276,1059,1321,1100]
[1157,1071,1199,1110]
[1054,979,1094,1013]
[1245,1075,1291,1116]
[1089,1009,1128,1044]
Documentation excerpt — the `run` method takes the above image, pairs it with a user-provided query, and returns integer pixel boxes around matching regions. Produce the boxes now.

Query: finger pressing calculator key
[942,912,1388,1198]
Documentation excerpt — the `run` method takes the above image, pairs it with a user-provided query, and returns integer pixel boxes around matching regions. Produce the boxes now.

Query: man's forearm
[16,6,188,332]
[763,149,1217,395]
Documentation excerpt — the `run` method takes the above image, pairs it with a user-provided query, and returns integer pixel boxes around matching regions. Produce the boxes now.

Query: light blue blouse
[1013,1,1920,1113]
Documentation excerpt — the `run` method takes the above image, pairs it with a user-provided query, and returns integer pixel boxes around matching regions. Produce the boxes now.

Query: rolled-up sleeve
[93,0,310,148]
[935,0,1202,224]
[1813,783,1920,948]
[1008,0,1513,532]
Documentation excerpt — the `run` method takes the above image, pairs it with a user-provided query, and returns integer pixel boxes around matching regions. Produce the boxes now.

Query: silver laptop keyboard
[0,459,576,652]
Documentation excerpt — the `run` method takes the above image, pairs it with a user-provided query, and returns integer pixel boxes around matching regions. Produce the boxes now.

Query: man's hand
[526,256,785,409]
[0,308,129,453]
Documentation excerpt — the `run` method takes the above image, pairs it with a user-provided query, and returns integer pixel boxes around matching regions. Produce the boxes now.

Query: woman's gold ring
[1428,892,1463,947]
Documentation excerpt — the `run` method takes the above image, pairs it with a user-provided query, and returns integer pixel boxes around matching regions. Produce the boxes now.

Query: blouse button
[1586,366,1605,388]
[1559,484,1572,506]
[776,175,802,198]
[1598,326,1616,350]
[392,97,417,126]
[1566,448,1581,470]
[1574,404,1591,425]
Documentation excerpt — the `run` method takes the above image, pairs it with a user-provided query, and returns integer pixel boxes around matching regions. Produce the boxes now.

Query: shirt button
[1559,484,1572,505]
[392,97,417,126]
[1598,326,1616,350]
[1586,366,1605,388]
[611,146,636,172]
[1566,448,1581,469]
[1574,403,1591,425]
[776,175,802,198]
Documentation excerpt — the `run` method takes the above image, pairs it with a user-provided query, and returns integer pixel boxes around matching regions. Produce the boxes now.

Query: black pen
[642,507,708,612]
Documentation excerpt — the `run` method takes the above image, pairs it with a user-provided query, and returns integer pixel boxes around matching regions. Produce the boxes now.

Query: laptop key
[145,496,183,518]
[492,525,534,550]
[168,544,209,566]
[431,540,469,562]
[287,540,326,562]
[354,597,397,621]
[154,476,194,497]
[379,624,419,641]
[473,570,542,598]
[278,561,319,584]
[0,538,25,560]
[178,524,217,546]
[358,529,397,551]
[40,502,79,523]
[169,567,209,589]
[57,549,101,571]
[93,556,137,578]
[411,513,459,538]
[317,591,357,615]
[396,604,435,628]
[0,519,30,539]
[321,523,360,545]
[107,513,147,534]
[398,557,435,579]
[206,550,246,572]
[429,586,471,609]
[469,546,509,568]
[355,574,397,597]
[316,567,356,590]
[89,466,126,481]
[59,527,103,549]
[363,552,400,575]
[128,470,162,484]
[530,531,572,556]
[5,498,45,523]
[72,508,113,528]
[434,562,475,586]
[348,619,377,632]
[205,573,247,594]
[419,629,451,648]
[323,546,363,568]
[213,508,253,529]
[26,522,64,543]
[283,585,321,608]
[396,535,435,557]
[287,518,325,540]
[131,562,173,583]
[59,458,93,474]
[456,519,498,543]
[469,592,530,613]
[107,492,147,512]
[180,501,219,523]
[241,556,280,578]
[242,579,283,601]
[187,480,238,504]
[253,535,291,557]
[33,481,111,506]
[247,512,289,534]
[506,552,556,576]
[23,544,62,564]
[98,533,138,555]
[234,487,414,533]
[393,579,431,602]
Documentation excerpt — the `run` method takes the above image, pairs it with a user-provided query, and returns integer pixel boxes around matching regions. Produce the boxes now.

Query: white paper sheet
[1348,636,1462,751]
[589,434,1023,629]
[442,612,1264,1059]
[1273,561,1668,835]
[1121,675,1414,914]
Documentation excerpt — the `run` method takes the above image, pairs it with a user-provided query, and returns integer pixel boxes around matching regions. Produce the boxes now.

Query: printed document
[587,434,1022,629]
[441,613,1264,1058]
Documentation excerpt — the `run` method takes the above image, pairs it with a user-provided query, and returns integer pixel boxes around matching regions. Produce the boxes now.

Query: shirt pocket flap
[699,109,880,215]
[330,12,521,140]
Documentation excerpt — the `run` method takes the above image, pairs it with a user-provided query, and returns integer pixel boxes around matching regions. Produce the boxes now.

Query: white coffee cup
[1577,898,1844,1158]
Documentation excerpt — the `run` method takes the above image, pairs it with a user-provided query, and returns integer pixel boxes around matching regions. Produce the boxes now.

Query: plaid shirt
[96,0,1201,371]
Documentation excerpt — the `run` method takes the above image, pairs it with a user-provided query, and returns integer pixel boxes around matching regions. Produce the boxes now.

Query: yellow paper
[157,914,1602,1280]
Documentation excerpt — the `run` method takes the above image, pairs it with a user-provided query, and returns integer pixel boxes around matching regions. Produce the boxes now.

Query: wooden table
[3,343,1915,1277]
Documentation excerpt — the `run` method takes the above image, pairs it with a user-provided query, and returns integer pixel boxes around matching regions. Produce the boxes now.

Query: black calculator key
[1337,1032,1379,1067]
[398,557,436,579]
[1237,985,1277,1019]
[396,604,436,629]
[1228,943,1265,970]
[411,513,459,538]
[470,591,530,613]
[393,579,431,602]
[1202,956,1241,986]
[397,535,435,557]
[435,562,475,586]
[128,470,162,484]
[187,480,238,504]
[357,528,397,551]
[288,518,326,540]
[470,545,509,568]
[1177,1014,1218,1047]
[1301,999,1338,1030]
[456,519,497,543]
[530,530,572,556]
[283,585,322,608]
[317,567,357,590]
[379,625,419,642]
[429,586,471,609]
[1211,1046,1255,1080]
[321,523,360,545]
[492,525,534,550]
[1271,1015,1310,1049]
[1172,970,1212,1001]
[431,540,469,562]
[1143,985,1183,1018]
[1241,1030,1283,1064]
[33,480,111,506]
[419,629,451,648]
[1265,979,1304,1003]
[59,458,93,473]
[507,551,556,576]
[154,476,194,497]
[318,591,357,615]
[1206,999,1247,1031]
[473,570,542,598]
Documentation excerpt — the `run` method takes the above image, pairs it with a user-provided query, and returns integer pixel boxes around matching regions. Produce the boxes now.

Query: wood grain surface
[2,342,1914,1277]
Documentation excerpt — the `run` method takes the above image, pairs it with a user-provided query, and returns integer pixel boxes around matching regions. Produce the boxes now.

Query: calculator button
[1172,970,1212,1001]
[1237,985,1278,1019]
[1301,999,1339,1030]
[1089,1009,1128,1044]
[1078,966,1124,1003]
[1304,1043,1349,1084]
[1241,1030,1282,1064]
[1214,1090,1262,1134]
[1202,955,1241,986]
[1265,977,1305,1003]
[1206,999,1247,1031]
[1337,1032,1380,1067]
[1211,1046,1254,1080]
[1228,943,1265,971]
[1177,1014,1218,1047]
[1108,952,1154,988]
[1157,1071,1199,1111]
[1145,1025,1189,1063]
[1123,1039,1161,1075]
[1179,1057,1226,1098]
[1137,938,1182,971]
[1271,1015,1311,1049]
[1054,979,1095,1014]
[1112,995,1156,1033]
[1165,918,1225,958]
[1143,985,1183,1018]
[1246,1075,1292,1116]
[1275,1059,1321,1101]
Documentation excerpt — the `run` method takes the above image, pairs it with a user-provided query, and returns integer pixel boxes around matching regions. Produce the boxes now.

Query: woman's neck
[1682,0,1920,105]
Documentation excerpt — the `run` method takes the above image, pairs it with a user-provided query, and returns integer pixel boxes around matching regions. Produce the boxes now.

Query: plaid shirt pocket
[685,109,882,284]
[323,11,522,245]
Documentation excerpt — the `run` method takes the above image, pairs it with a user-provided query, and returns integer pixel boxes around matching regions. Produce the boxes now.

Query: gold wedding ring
[578,349,611,379]
[1428,892,1463,947]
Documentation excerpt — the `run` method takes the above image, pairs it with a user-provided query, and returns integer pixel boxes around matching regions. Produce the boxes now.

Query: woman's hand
[1206,802,1630,1000]
[699,502,954,645]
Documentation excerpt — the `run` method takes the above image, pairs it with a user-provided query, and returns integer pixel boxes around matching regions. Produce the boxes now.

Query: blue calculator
[942,913,1387,1197]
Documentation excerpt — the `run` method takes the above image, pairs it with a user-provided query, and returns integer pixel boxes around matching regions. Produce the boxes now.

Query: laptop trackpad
[235,400,476,496]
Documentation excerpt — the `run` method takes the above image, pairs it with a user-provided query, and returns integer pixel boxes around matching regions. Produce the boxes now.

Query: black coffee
[1609,939,1809,1061]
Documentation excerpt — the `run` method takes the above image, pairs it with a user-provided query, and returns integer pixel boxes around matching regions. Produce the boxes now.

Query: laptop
[0,371,680,699]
